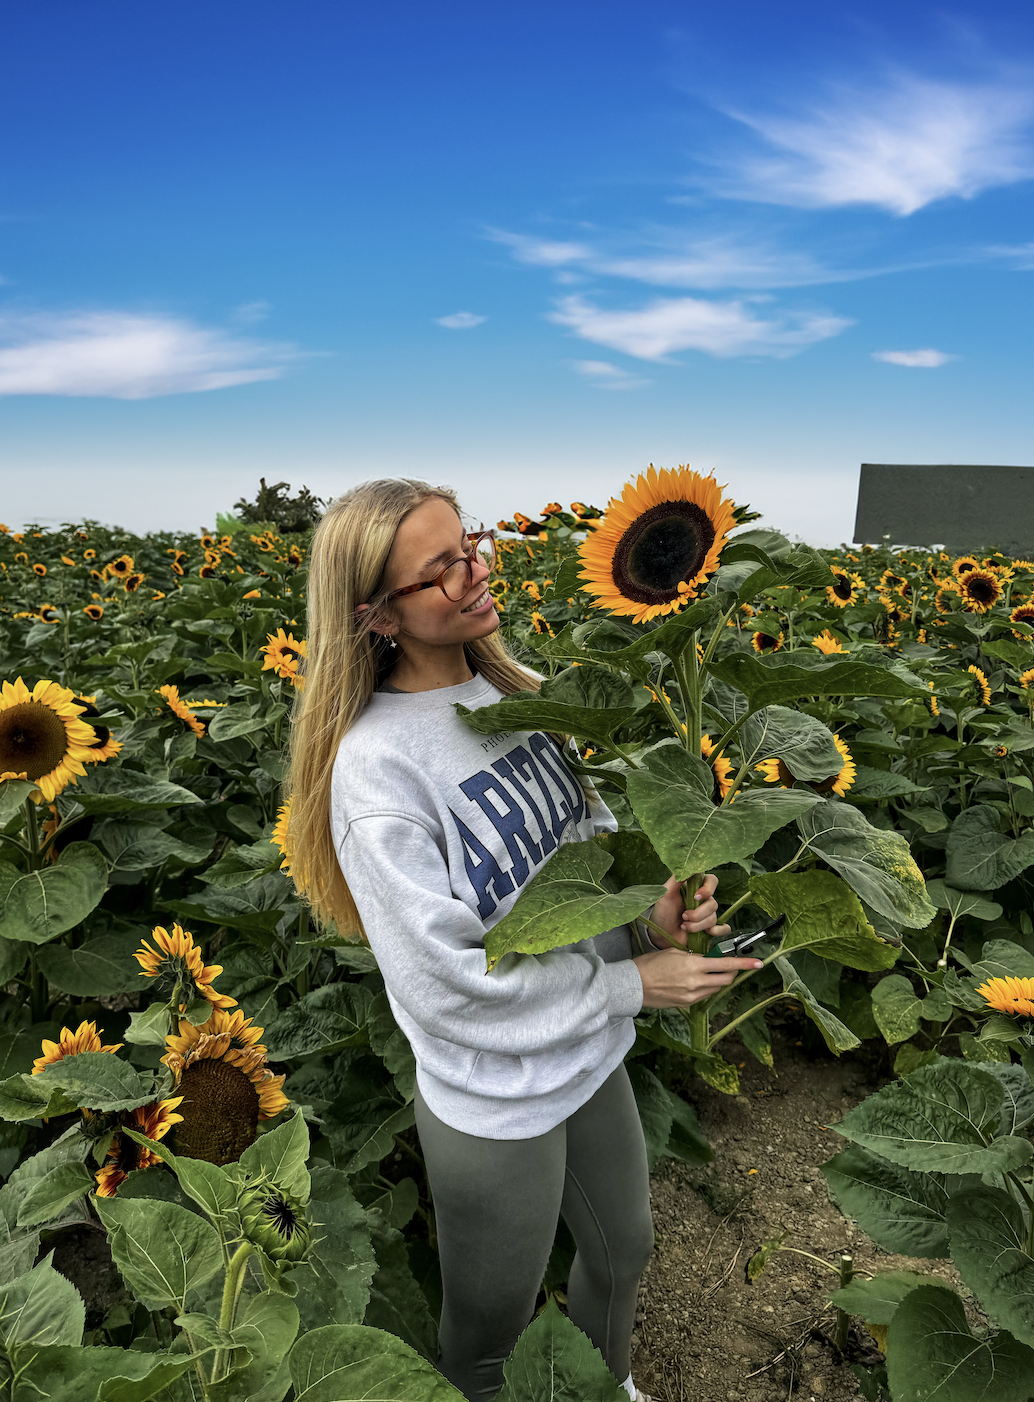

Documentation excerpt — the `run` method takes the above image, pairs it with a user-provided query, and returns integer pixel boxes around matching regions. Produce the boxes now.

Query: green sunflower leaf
[495,1297,628,1402]
[738,706,843,779]
[35,932,146,997]
[15,1161,95,1229]
[923,880,1002,921]
[751,870,897,971]
[772,956,859,1053]
[706,651,927,712]
[947,1184,1034,1347]
[30,1052,160,1114]
[456,692,638,748]
[0,842,108,944]
[820,1144,962,1258]
[796,799,936,928]
[292,1167,378,1332]
[94,1197,223,1310]
[482,837,665,972]
[263,983,375,1060]
[886,1284,1034,1402]
[626,745,821,879]
[830,1270,930,1326]
[870,975,924,1044]
[945,804,1034,891]
[535,595,726,668]
[0,779,38,825]
[74,767,203,814]
[0,1255,84,1349]
[288,1323,465,1402]
[3,1342,213,1402]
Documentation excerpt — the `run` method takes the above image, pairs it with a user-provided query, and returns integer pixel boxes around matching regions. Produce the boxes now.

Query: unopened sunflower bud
[239,1184,311,1263]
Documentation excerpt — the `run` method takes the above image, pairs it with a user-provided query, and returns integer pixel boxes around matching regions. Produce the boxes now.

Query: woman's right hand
[632,948,764,1009]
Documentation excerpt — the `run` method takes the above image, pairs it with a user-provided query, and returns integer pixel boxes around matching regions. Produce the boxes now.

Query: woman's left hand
[648,873,731,949]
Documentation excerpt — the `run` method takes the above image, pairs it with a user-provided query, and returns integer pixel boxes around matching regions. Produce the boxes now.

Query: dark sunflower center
[611,501,715,605]
[111,1132,144,1175]
[832,574,852,601]
[967,576,998,604]
[1015,607,1034,621]
[756,633,780,651]
[280,646,301,663]
[171,1058,260,1165]
[957,561,977,576]
[0,701,70,780]
[262,1193,299,1239]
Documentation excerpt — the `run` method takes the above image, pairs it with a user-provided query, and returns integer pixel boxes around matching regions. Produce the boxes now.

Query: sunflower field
[1,472,1034,1402]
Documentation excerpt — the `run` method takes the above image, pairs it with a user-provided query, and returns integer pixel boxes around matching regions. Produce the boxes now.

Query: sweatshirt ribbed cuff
[604,958,644,1017]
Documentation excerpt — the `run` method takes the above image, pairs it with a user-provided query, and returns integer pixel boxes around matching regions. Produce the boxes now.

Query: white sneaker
[635,1391,657,1402]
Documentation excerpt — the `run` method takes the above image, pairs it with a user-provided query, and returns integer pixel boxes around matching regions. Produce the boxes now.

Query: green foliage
[495,1299,628,1402]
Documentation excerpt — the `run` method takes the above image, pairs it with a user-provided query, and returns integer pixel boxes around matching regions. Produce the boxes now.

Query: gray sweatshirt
[330,673,645,1139]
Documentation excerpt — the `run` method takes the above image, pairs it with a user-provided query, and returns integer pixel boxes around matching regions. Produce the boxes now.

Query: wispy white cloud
[570,359,650,390]
[0,311,299,398]
[710,71,1034,216]
[489,230,591,267]
[872,348,955,367]
[551,294,851,361]
[230,299,271,325]
[436,311,487,329]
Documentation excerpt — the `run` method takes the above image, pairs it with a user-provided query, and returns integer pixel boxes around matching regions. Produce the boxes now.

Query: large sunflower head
[576,465,737,624]
[135,922,237,1009]
[959,568,1002,614]
[1020,667,1034,692]
[0,677,100,803]
[94,1097,184,1197]
[162,1008,287,1165]
[108,554,134,578]
[32,1019,122,1074]
[261,628,307,679]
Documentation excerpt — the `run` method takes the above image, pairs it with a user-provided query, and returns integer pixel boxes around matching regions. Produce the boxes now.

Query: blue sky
[2,1,1033,544]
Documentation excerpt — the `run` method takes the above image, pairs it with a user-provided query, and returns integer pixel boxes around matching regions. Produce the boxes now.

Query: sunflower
[198,564,218,579]
[156,684,206,738]
[261,627,306,680]
[826,571,863,608]
[287,546,303,568]
[879,569,909,597]
[108,554,134,578]
[974,975,1034,1019]
[135,922,237,1009]
[959,568,1002,614]
[200,533,217,550]
[521,580,542,602]
[271,799,293,873]
[530,611,554,637]
[70,696,123,764]
[13,551,28,564]
[83,603,104,621]
[83,549,96,560]
[968,665,992,706]
[162,1008,288,1165]
[489,579,508,601]
[934,582,961,613]
[952,556,979,581]
[170,560,185,576]
[700,734,734,800]
[32,1019,122,1074]
[123,572,145,593]
[0,677,100,802]
[32,563,47,577]
[929,681,940,716]
[577,465,736,624]
[756,756,792,787]
[94,1098,184,1197]
[817,735,856,797]
[751,630,784,654]
[1010,603,1034,640]
[38,605,59,623]
[812,630,846,655]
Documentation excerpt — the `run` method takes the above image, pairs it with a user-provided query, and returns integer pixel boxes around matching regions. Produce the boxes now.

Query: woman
[288,479,763,1401]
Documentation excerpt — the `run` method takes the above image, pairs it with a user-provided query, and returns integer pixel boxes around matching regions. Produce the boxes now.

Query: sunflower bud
[239,1183,311,1262]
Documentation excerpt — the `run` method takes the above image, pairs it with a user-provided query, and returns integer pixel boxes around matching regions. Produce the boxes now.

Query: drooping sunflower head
[32,1019,122,1074]
[94,1097,184,1197]
[530,611,554,637]
[751,630,784,654]
[32,563,47,577]
[69,696,122,766]
[811,629,847,655]
[934,582,960,613]
[271,799,293,874]
[261,628,306,680]
[968,664,992,706]
[0,677,100,803]
[135,922,237,1008]
[38,605,59,623]
[163,1010,288,1165]
[577,465,737,624]
[1020,667,1034,692]
[123,571,146,594]
[755,756,792,787]
[959,568,1002,614]
[974,975,1034,1019]
[157,684,206,738]
[200,533,217,549]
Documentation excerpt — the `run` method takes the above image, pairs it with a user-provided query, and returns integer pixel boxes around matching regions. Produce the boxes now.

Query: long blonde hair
[287,478,535,934]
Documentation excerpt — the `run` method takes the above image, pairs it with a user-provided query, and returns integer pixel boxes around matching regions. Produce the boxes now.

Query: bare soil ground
[631,1013,959,1402]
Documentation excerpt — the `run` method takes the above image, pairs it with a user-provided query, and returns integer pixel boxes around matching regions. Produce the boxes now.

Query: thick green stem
[212,1242,254,1381]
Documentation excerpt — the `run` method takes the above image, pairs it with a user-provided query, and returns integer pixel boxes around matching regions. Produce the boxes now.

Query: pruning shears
[705,915,785,958]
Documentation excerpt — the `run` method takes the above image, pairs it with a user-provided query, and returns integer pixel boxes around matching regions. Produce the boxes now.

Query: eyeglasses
[372,532,497,607]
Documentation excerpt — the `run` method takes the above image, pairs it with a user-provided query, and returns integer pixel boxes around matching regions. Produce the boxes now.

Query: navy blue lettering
[529,734,590,827]
[449,808,514,918]
[459,771,543,888]
[491,748,556,856]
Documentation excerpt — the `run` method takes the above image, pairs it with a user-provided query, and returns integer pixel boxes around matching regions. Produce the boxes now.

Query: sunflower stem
[212,1241,254,1380]
[708,994,789,1048]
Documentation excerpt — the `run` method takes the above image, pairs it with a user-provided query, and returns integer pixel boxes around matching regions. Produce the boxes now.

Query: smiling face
[380,496,499,653]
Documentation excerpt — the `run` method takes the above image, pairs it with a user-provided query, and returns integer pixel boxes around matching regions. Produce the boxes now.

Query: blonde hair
[287,478,535,934]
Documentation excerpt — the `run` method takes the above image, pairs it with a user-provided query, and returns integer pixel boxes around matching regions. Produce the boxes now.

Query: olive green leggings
[414,1065,654,1401]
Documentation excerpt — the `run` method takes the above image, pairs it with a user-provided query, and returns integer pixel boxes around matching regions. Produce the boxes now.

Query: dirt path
[631,1016,958,1402]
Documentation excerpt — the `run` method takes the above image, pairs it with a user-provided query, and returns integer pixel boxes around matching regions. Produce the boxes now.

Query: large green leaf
[836,1058,1032,1176]
[364,1218,437,1360]
[288,1323,465,1402]
[95,1196,223,1310]
[456,692,637,748]
[797,800,936,928]
[773,956,859,1053]
[830,1270,930,1325]
[30,1052,159,1113]
[483,837,665,972]
[924,879,1002,921]
[329,1099,416,1178]
[35,932,145,997]
[627,1062,675,1170]
[205,1291,299,1402]
[124,1132,238,1220]
[207,702,269,741]
[706,651,927,711]
[0,1074,73,1123]
[738,706,842,779]
[871,975,924,1045]
[74,767,202,814]
[541,664,636,712]
[495,1298,627,1402]
[263,983,374,1060]
[751,870,897,971]
[945,805,1034,891]
[626,745,819,879]
[292,1167,378,1332]
[239,1109,310,1200]
[947,1184,1034,1347]
[536,595,726,668]
[0,779,37,825]
[886,1284,1034,1402]
[15,1161,95,1229]
[6,1343,213,1402]
[0,843,108,944]
[0,1256,84,1348]
[94,820,213,873]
